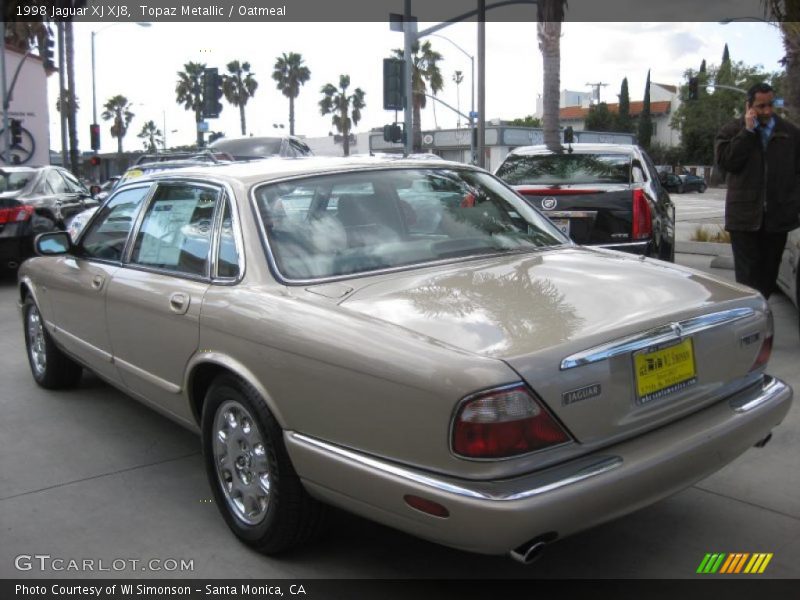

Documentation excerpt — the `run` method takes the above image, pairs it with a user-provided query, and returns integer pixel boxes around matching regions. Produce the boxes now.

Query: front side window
[254,168,567,281]
[496,153,633,185]
[60,169,88,194]
[130,183,220,277]
[79,186,151,261]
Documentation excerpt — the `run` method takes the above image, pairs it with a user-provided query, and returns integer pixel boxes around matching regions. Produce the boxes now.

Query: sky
[48,21,786,154]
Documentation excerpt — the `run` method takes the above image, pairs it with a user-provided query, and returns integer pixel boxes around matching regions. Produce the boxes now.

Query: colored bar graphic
[758,553,773,573]
[720,554,736,574]
[699,552,773,575]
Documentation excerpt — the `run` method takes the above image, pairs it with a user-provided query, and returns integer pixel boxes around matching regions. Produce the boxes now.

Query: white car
[777,228,800,336]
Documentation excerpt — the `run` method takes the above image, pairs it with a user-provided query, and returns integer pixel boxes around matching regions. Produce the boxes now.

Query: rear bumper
[286,375,792,555]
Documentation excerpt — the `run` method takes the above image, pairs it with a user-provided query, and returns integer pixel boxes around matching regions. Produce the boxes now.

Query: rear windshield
[497,153,633,185]
[0,171,32,193]
[253,168,568,281]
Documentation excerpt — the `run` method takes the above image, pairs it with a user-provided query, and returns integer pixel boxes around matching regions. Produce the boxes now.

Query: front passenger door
[105,182,222,424]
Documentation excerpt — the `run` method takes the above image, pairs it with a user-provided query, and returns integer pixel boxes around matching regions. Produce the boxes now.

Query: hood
[339,247,753,359]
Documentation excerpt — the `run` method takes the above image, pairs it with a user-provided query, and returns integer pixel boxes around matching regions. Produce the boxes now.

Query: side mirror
[35,231,71,256]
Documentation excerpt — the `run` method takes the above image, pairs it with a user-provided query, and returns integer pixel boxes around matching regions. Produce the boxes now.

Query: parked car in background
[660,170,707,194]
[0,165,98,270]
[208,136,313,160]
[89,176,120,202]
[116,157,230,187]
[495,144,675,261]
[133,150,233,166]
[19,156,791,562]
[777,228,800,337]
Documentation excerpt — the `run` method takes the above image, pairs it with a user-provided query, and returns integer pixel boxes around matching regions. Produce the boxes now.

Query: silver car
[777,228,800,337]
[18,157,792,563]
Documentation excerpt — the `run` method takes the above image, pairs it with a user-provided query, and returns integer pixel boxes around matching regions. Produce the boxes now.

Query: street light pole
[429,33,476,164]
[91,22,150,153]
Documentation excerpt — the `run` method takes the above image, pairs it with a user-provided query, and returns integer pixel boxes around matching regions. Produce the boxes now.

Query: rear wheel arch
[187,358,286,429]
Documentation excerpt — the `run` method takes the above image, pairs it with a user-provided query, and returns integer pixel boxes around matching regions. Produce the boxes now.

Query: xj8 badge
[541,197,557,210]
[562,383,601,405]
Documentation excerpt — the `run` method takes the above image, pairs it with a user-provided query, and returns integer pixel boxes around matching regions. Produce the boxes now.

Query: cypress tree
[616,77,633,132]
[638,70,653,148]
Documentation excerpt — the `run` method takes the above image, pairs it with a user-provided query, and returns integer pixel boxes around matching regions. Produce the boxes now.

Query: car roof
[117,156,476,188]
[508,143,638,156]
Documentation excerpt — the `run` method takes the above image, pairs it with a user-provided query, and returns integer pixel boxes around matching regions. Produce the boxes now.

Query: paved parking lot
[0,252,798,580]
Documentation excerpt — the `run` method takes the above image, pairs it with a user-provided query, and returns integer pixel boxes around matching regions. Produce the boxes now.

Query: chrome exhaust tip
[509,540,547,565]
[509,532,557,565]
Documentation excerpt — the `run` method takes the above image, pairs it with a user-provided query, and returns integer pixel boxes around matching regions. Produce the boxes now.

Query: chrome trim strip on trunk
[289,433,622,502]
[545,210,598,218]
[592,241,650,249]
[560,307,756,370]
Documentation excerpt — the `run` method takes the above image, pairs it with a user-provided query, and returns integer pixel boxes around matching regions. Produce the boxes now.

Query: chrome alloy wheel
[26,305,47,378]
[213,400,272,525]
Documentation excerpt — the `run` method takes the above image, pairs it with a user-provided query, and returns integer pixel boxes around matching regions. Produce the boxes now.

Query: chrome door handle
[169,292,190,315]
[91,274,105,290]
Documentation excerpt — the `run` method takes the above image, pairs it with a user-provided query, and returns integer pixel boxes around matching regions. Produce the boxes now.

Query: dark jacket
[715,115,800,232]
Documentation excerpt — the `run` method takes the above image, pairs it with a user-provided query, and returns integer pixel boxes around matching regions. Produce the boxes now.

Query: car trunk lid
[338,247,770,444]
[514,184,640,246]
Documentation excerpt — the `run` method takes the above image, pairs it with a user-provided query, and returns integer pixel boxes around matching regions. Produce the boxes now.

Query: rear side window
[130,183,221,277]
[496,153,632,185]
[80,186,151,261]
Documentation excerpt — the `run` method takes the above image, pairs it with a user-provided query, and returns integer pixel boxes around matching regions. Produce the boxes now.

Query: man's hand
[745,101,757,130]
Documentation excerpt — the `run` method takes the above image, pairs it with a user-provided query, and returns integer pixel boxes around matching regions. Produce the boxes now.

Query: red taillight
[632,189,652,240]
[452,384,570,459]
[750,335,773,371]
[0,205,34,225]
[750,309,774,372]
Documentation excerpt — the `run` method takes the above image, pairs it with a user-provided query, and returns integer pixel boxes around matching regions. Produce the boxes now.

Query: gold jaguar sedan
[18,157,792,563]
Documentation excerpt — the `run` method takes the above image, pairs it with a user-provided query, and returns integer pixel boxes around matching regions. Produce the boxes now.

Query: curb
[676,240,732,257]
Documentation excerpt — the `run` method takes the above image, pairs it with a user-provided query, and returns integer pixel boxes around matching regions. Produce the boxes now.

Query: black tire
[201,374,327,554]
[23,295,82,389]
[699,184,706,193]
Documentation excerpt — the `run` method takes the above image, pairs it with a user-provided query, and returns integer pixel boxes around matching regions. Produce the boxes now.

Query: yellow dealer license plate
[634,338,697,404]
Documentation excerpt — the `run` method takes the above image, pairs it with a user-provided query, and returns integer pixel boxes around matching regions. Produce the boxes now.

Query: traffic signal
[89,155,101,167]
[383,58,404,111]
[383,123,404,143]
[43,34,56,70]
[688,77,699,101]
[202,68,224,119]
[10,119,23,146]
[90,123,100,151]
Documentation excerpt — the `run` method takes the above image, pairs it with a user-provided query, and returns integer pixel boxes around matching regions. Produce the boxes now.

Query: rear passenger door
[105,181,223,423]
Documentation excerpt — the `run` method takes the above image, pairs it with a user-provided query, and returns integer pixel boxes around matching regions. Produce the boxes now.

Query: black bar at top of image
[3,0,781,23]
[3,579,800,600]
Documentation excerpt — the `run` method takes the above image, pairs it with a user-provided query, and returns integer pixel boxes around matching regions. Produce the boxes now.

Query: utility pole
[586,82,608,105]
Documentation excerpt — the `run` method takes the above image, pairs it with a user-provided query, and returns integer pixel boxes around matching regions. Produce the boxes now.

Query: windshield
[496,153,633,185]
[0,171,33,193]
[254,168,569,281]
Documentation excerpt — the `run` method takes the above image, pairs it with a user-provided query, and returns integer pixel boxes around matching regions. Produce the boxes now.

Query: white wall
[2,47,51,166]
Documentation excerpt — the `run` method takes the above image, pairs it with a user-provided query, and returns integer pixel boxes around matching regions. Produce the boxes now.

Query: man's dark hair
[747,82,774,104]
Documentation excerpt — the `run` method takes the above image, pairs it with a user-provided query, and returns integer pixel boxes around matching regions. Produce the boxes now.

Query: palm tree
[392,41,444,151]
[272,52,311,135]
[453,71,464,128]
[319,75,366,157]
[64,21,79,173]
[538,0,568,151]
[222,60,258,136]
[137,120,163,153]
[101,95,134,155]
[175,62,207,147]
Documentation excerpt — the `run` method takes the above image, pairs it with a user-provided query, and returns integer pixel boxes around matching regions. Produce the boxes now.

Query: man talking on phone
[715,82,800,299]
